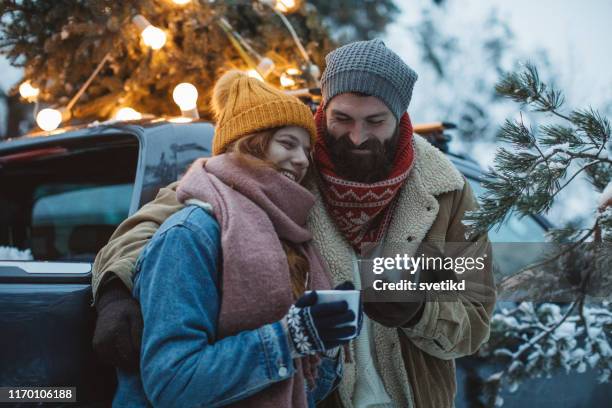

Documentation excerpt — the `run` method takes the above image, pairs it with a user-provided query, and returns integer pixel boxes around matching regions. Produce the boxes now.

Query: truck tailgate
[0,262,115,404]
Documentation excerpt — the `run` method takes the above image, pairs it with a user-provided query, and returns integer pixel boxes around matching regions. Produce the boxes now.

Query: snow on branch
[466,62,612,406]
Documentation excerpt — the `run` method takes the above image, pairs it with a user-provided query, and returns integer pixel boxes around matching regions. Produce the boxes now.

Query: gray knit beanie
[321,39,418,119]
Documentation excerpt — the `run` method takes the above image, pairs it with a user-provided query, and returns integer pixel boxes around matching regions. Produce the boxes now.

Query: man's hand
[92,279,143,372]
[363,242,456,328]
[362,286,424,328]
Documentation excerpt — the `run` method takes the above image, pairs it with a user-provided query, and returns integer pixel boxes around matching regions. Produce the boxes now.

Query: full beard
[323,127,400,183]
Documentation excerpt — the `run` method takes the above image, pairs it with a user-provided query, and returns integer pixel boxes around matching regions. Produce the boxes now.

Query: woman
[112,71,360,407]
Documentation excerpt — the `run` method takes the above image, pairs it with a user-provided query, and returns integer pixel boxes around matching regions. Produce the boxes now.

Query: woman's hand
[283,281,361,356]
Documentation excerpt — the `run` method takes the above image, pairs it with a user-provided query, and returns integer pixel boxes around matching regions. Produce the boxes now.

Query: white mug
[306,289,361,339]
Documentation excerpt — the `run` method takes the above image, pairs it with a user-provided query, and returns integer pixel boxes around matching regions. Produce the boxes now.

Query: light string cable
[65,51,112,113]
[260,1,311,66]
[216,16,264,73]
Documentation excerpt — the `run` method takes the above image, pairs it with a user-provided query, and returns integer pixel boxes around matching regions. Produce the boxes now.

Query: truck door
[0,134,139,404]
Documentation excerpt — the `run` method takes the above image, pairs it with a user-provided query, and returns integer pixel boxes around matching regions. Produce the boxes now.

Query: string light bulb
[270,0,301,13]
[172,0,191,4]
[132,15,166,50]
[172,83,199,119]
[308,64,321,82]
[285,67,301,76]
[247,69,264,82]
[114,107,142,121]
[19,81,40,101]
[280,74,295,88]
[257,57,275,78]
[280,68,300,88]
[36,108,64,131]
[245,58,275,82]
[141,27,166,50]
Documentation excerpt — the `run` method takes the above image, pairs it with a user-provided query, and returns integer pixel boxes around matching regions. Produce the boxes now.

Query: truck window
[0,135,138,261]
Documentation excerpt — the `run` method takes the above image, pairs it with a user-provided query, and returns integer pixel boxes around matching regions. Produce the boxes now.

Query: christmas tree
[0,0,398,130]
[465,63,612,406]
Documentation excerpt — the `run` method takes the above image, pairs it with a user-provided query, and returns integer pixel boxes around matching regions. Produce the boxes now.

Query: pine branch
[467,63,611,236]
[485,301,581,407]
[475,62,612,404]
[549,160,604,202]
[495,301,579,361]
[498,117,535,148]
[497,223,597,289]
[540,124,582,147]
[495,62,568,117]
[570,108,611,147]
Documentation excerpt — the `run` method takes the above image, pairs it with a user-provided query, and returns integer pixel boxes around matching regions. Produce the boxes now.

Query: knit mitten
[93,278,144,372]
[283,286,358,357]
[334,281,363,334]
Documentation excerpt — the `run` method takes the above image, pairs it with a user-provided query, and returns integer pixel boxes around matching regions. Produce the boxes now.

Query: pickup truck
[0,120,214,405]
[0,119,609,406]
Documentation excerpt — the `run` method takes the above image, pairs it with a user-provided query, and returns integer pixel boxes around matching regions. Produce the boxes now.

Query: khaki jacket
[92,135,496,408]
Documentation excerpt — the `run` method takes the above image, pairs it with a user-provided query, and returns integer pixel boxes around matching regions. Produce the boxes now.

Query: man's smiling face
[326,93,397,146]
[324,93,400,183]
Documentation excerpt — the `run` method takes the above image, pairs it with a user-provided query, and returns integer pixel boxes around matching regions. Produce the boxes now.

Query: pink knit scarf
[176,154,333,408]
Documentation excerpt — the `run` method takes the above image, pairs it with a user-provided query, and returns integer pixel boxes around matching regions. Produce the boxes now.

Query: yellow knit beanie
[211,70,316,155]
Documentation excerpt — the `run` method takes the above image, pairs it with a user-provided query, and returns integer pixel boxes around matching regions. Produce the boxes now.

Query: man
[92,39,495,407]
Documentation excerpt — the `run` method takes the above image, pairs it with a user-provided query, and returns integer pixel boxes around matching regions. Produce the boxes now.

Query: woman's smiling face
[265,126,311,183]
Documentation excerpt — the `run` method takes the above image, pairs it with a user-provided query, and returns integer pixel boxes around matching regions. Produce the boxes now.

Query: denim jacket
[112,206,342,407]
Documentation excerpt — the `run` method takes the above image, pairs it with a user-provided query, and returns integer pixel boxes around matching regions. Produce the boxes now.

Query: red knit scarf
[314,105,415,252]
